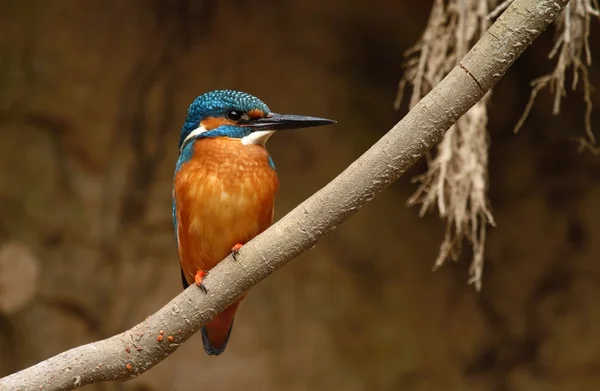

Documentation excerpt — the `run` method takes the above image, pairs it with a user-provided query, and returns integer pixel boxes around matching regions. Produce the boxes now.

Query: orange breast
[174,137,279,285]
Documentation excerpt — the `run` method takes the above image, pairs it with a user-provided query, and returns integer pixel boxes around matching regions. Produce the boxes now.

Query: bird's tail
[201,297,245,356]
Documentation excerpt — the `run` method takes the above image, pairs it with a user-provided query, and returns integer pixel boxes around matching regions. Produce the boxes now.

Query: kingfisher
[173,90,335,356]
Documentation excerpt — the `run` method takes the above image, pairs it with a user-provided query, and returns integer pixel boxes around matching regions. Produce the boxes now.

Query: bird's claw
[231,243,243,260]
[195,270,209,293]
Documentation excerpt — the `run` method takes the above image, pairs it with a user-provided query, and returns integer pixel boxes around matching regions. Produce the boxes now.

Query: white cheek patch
[241,130,276,146]
[180,125,209,151]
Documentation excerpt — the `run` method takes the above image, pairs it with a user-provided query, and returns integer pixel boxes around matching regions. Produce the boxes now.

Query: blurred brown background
[1,1,599,390]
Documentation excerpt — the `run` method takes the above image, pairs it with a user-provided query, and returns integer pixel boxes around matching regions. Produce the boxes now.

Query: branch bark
[0,0,569,389]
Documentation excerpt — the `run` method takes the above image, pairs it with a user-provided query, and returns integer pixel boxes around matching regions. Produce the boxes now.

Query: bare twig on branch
[0,0,570,389]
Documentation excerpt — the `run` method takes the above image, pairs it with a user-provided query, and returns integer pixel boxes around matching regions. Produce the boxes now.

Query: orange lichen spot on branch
[159,330,164,335]
[157,335,163,342]
[126,363,133,372]
[167,335,174,342]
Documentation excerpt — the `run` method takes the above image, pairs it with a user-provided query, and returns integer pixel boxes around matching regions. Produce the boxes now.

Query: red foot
[231,243,243,260]
[195,270,209,293]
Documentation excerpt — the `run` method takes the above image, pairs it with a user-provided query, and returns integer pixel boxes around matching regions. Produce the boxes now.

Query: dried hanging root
[397,0,599,289]
[512,0,599,154]
[396,0,495,290]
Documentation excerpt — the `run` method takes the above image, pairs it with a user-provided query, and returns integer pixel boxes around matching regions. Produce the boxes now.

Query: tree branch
[0,0,569,389]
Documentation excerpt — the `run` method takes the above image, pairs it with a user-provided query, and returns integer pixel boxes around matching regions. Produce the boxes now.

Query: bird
[173,90,335,356]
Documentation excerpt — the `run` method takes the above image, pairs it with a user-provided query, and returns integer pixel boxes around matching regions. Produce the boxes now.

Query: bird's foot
[195,270,209,293]
[231,243,243,260]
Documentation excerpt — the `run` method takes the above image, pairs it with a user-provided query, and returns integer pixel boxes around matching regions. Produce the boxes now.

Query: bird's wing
[173,189,190,289]
[180,268,189,289]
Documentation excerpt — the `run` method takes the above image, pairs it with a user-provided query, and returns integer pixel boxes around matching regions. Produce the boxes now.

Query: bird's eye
[227,110,242,121]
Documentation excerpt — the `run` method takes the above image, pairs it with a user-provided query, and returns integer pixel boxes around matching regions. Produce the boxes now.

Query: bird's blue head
[178,90,335,151]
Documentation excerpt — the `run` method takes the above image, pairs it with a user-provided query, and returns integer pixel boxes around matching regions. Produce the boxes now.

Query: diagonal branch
[0,0,570,389]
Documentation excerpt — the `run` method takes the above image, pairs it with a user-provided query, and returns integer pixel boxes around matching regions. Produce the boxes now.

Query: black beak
[245,113,336,131]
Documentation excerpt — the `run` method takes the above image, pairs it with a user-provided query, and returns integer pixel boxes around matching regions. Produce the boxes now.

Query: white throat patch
[241,130,276,146]
[180,125,209,151]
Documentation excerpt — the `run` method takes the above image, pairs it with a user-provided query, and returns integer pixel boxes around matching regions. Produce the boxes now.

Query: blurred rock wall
[0,1,599,390]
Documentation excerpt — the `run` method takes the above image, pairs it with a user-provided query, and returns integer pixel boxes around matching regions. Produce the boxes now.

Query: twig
[0,0,569,389]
